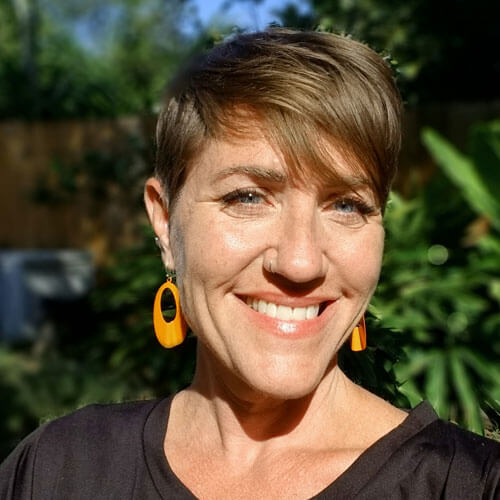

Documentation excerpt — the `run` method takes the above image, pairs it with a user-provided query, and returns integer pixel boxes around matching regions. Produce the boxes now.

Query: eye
[328,196,377,226]
[222,189,264,205]
[333,197,374,214]
[334,199,358,213]
[220,188,271,218]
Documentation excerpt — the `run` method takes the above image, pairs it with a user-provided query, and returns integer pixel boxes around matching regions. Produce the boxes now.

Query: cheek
[331,226,384,292]
[212,226,258,268]
[177,214,265,284]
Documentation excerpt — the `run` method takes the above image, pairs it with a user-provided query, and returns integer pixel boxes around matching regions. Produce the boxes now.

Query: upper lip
[238,293,336,308]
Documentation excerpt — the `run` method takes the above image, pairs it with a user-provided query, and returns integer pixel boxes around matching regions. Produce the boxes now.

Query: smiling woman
[1,28,499,500]
[148,130,385,401]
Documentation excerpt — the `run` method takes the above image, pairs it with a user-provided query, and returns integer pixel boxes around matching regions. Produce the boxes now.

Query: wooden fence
[0,116,155,263]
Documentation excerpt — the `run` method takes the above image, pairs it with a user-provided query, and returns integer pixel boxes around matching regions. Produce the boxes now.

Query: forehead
[187,125,372,192]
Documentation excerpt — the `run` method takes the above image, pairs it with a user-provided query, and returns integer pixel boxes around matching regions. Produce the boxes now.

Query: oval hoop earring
[350,315,367,352]
[153,277,187,348]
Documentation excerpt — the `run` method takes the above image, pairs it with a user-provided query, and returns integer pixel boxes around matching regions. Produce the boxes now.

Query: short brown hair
[155,28,402,209]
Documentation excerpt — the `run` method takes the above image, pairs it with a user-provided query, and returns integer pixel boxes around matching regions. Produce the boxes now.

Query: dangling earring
[350,315,367,351]
[153,277,187,348]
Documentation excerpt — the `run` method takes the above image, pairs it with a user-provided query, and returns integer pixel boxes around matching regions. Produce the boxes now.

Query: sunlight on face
[168,125,384,399]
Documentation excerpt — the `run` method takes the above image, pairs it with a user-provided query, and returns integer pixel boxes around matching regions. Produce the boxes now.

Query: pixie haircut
[155,28,402,209]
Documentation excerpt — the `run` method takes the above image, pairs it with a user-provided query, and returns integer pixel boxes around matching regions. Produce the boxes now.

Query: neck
[182,346,354,457]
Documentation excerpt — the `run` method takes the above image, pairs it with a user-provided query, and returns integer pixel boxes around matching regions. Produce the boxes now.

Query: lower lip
[239,299,335,340]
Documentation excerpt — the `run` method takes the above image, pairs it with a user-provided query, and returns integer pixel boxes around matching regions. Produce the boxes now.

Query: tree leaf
[425,351,448,419]
[450,351,483,434]
[469,121,500,203]
[421,127,500,229]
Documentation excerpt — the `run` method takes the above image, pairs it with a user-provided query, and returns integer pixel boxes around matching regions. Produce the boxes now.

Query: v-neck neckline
[143,395,438,499]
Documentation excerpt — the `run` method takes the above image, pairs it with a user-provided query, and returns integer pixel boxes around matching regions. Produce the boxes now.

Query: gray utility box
[0,250,93,341]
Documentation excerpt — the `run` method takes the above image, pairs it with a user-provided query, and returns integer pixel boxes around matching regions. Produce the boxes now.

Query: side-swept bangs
[155,28,402,209]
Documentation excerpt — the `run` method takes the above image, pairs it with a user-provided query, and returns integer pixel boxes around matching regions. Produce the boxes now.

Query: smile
[245,297,321,321]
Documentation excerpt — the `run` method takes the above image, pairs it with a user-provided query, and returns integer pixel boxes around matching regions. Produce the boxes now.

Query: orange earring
[350,315,367,351]
[153,277,187,348]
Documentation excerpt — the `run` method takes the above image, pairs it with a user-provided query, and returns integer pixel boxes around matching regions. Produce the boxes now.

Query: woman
[1,28,499,499]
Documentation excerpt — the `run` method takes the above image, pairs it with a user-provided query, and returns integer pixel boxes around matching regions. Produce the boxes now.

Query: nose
[268,201,326,284]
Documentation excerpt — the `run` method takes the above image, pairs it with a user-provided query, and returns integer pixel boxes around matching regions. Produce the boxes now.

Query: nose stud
[265,258,275,274]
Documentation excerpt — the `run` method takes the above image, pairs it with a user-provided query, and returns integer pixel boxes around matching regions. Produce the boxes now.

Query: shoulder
[417,415,500,459]
[0,398,166,499]
[404,409,500,496]
[350,402,500,498]
[39,398,161,448]
[34,398,163,473]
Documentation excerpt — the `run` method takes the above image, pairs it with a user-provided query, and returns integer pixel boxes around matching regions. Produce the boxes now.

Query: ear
[144,177,175,269]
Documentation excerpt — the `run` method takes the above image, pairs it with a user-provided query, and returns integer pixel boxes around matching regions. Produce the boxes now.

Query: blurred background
[1,0,499,459]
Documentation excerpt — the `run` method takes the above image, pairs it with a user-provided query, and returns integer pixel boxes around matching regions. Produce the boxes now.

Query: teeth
[292,307,306,320]
[246,298,321,321]
[276,305,292,320]
[306,305,319,319]
[267,303,277,318]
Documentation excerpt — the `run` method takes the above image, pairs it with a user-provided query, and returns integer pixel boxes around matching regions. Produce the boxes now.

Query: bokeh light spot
[447,311,468,334]
[427,244,449,265]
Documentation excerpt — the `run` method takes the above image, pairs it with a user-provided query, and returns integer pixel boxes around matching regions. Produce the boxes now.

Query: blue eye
[330,197,376,222]
[238,192,261,204]
[223,189,263,205]
[334,199,357,213]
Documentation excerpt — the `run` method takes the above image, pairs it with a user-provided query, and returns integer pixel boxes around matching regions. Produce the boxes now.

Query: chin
[238,357,330,401]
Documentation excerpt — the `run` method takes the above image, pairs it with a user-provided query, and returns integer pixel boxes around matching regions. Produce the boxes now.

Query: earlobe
[144,177,175,268]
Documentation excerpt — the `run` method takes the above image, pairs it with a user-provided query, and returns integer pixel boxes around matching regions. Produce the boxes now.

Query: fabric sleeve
[441,420,500,499]
[1,400,163,500]
[0,425,46,500]
[484,446,500,499]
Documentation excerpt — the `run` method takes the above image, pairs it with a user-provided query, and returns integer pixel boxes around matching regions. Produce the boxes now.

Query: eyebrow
[212,164,372,192]
[334,176,372,189]
[212,165,287,184]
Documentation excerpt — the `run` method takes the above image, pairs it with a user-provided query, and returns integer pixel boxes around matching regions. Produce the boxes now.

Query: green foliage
[0,0,197,118]
[421,128,500,228]
[373,122,500,433]
[338,316,408,407]
[277,0,499,104]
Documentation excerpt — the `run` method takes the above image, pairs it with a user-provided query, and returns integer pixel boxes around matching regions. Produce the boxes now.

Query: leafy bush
[373,121,500,433]
[0,0,198,119]
[278,0,500,104]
